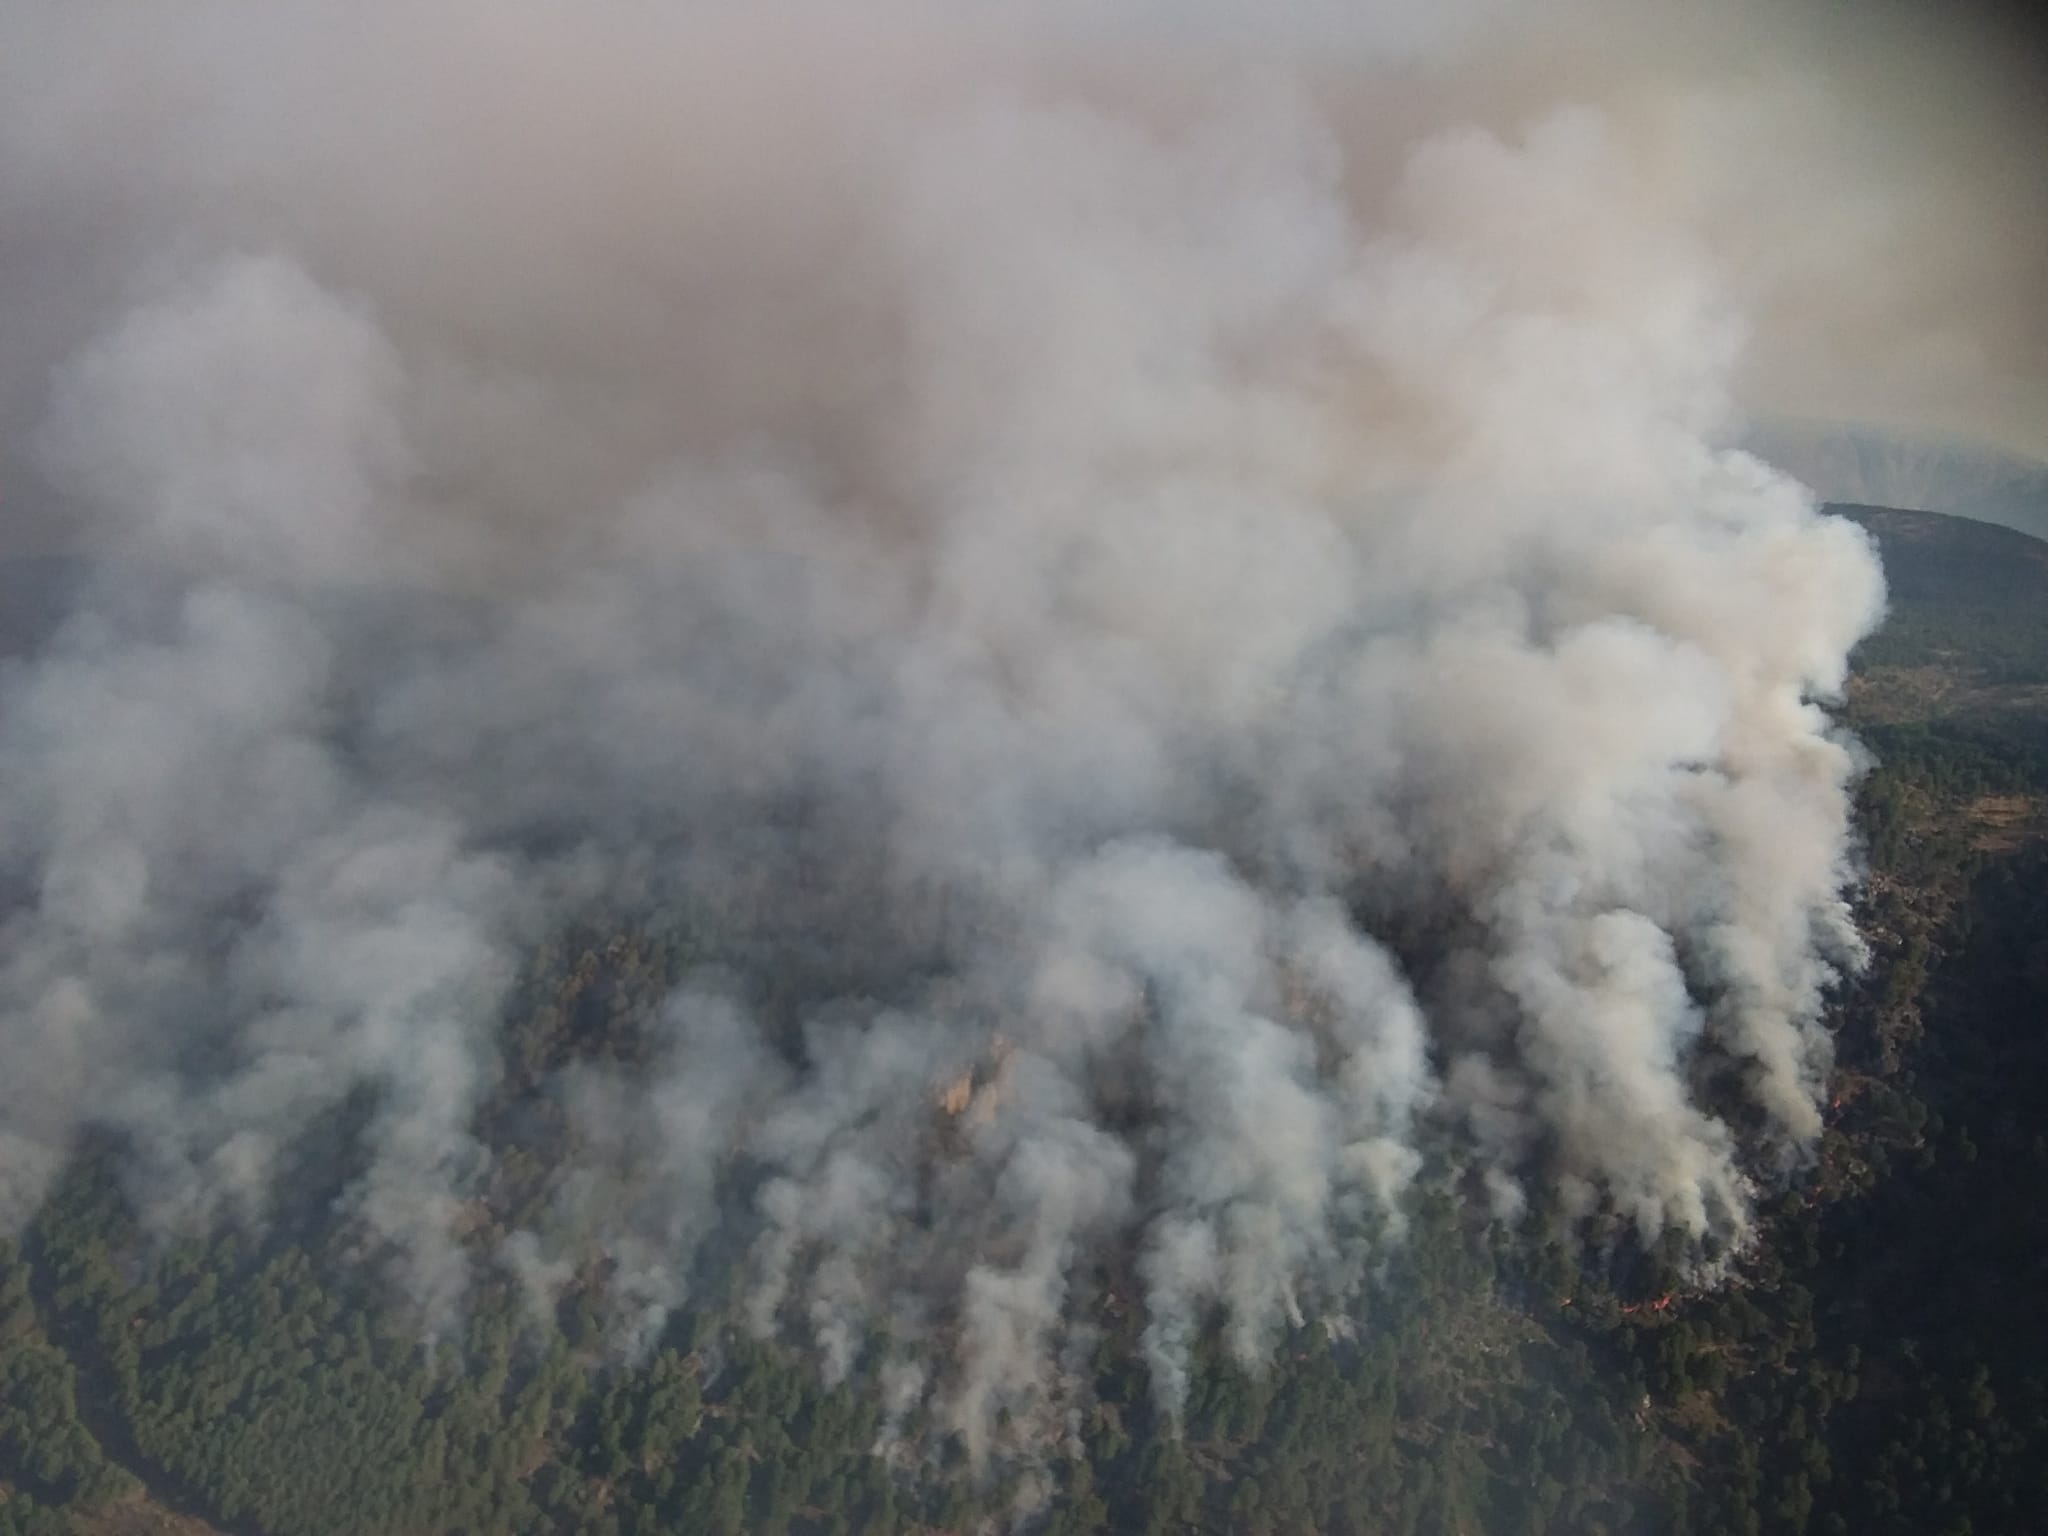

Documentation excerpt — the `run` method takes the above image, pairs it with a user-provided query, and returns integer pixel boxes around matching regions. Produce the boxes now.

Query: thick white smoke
[6,0,2024,1455]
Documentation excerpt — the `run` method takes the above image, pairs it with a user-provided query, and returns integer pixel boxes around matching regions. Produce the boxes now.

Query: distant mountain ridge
[1752,419,2048,543]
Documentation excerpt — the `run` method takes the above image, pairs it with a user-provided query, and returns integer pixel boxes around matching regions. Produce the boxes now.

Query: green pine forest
[5,503,2047,1536]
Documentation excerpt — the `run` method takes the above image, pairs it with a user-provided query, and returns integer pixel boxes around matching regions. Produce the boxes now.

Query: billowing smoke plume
[4,0,2028,1454]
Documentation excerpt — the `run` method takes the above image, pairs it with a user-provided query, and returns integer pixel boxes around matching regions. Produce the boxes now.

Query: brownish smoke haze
[0,0,2037,1462]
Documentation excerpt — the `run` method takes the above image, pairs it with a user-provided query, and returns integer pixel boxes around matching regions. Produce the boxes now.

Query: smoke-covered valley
[0,0,2040,1473]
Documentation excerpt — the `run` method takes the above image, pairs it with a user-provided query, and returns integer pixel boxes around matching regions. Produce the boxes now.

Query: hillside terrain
[2,503,2046,1536]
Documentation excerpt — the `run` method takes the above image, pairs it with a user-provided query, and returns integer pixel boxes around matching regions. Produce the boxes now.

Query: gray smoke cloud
[0,0,2025,1453]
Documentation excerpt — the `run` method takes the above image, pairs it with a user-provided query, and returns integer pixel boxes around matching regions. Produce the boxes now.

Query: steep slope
[1838,505,2048,760]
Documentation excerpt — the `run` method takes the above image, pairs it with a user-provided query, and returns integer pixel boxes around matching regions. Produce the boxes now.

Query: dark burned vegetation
[0,503,2043,1535]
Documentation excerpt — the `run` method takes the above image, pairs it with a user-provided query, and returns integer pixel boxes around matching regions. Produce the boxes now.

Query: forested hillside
[3,504,2046,1536]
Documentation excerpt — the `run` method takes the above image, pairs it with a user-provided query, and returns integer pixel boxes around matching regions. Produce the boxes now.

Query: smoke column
[0,0,2032,1456]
